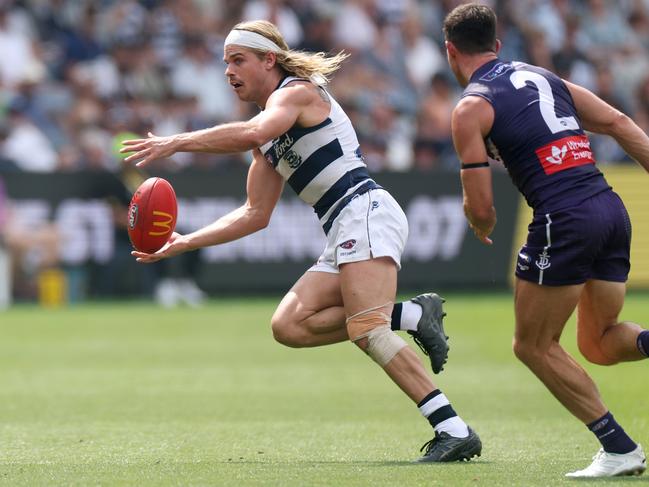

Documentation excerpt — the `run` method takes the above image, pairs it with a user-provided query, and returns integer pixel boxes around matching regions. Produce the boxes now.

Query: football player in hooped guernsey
[444,3,649,478]
[121,20,483,462]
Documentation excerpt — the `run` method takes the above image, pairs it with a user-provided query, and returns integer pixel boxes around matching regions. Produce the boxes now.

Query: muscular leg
[577,279,646,365]
[274,256,479,459]
[271,258,436,402]
[271,270,348,347]
[512,278,607,423]
[340,257,435,403]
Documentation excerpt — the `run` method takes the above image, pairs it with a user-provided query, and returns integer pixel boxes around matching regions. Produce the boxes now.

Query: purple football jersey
[463,59,610,212]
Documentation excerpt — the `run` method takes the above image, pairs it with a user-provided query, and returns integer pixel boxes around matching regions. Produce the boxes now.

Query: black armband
[461,162,490,170]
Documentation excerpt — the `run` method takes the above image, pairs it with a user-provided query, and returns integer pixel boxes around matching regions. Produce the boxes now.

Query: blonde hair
[231,20,349,84]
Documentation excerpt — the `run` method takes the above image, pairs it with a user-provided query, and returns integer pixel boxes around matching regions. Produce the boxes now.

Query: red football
[127,177,177,253]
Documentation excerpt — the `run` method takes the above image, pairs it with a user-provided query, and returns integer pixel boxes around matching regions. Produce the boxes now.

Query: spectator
[552,15,596,90]
[413,73,456,170]
[0,2,43,91]
[169,35,236,122]
[95,0,147,48]
[589,63,632,163]
[242,0,303,47]
[2,100,58,172]
[576,0,638,63]
[332,0,378,52]
[401,8,446,95]
[296,4,336,53]
[0,175,61,300]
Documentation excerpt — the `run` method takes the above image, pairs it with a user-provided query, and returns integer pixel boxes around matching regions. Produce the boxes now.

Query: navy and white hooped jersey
[463,59,610,212]
[259,76,379,234]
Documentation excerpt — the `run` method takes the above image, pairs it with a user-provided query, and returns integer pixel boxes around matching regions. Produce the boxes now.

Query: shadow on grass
[560,477,648,483]
[215,459,493,467]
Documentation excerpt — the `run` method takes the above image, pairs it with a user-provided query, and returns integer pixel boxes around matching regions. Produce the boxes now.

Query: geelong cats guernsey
[259,77,379,234]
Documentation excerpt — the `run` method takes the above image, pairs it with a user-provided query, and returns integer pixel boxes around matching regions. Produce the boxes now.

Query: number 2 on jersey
[510,70,579,134]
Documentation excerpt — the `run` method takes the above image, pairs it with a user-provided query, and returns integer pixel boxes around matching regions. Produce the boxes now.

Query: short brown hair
[443,4,497,54]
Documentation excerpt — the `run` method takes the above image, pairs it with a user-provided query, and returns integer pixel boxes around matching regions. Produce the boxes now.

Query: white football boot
[565,444,646,478]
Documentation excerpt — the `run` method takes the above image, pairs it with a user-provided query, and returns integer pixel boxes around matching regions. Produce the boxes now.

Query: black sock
[637,330,649,357]
[391,302,402,331]
[588,411,636,454]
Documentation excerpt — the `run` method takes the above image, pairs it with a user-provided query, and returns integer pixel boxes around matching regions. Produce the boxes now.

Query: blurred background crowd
[1,0,649,175]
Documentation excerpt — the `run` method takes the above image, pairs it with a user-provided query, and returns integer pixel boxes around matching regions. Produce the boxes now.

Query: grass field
[0,292,647,486]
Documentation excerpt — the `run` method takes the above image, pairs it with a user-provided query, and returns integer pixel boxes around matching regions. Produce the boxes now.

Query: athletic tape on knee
[347,311,391,342]
[362,325,407,366]
[346,304,406,366]
[346,303,392,341]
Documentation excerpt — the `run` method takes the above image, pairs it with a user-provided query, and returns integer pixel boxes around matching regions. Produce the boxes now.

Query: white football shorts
[309,188,408,273]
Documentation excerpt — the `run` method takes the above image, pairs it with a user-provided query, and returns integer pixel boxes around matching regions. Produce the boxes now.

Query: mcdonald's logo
[148,210,174,236]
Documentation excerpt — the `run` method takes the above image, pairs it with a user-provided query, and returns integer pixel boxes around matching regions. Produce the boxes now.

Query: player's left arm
[451,96,497,245]
[132,148,284,263]
[565,80,649,173]
[120,88,306,166]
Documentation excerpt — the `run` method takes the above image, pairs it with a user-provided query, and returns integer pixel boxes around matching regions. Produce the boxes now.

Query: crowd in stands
[1,0,649,173]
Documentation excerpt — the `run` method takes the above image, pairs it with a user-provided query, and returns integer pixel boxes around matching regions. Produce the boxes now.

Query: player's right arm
[451,95,497,245]
[120,86,308,167]
[565,80,649,173]
[132,149,284,263]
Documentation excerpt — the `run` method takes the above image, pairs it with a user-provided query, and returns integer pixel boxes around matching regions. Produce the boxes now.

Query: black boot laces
[420,432,441,454]
[407,331,430,356]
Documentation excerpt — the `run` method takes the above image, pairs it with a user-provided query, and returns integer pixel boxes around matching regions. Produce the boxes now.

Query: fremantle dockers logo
[535,250,551,270]
[128,203,138,229]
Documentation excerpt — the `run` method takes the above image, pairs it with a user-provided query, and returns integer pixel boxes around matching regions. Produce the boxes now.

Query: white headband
[224,29,283,53]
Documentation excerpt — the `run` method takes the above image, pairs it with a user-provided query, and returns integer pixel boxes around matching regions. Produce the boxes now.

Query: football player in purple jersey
[443,3,649,478]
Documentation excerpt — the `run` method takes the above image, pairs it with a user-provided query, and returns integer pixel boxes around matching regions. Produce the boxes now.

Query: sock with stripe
[637,330,649,357]
[418,389,469,438]
[588,411,637,454]
[390,301,422,332]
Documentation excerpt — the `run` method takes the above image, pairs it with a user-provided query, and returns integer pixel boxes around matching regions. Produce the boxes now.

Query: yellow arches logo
[148,210,174,236]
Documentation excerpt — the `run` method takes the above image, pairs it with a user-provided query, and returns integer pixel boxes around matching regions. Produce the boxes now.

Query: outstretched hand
[120,132,177,167]
[131,232,190,263]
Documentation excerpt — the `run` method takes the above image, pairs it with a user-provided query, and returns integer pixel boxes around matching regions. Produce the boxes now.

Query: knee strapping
[346,305,407,366]
[346,304,392,340]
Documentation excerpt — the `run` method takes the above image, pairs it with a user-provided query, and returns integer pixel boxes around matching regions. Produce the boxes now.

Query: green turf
[0,293,647,486]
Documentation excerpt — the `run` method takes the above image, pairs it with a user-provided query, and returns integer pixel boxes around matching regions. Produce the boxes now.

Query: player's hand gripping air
[121,132,178,167]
